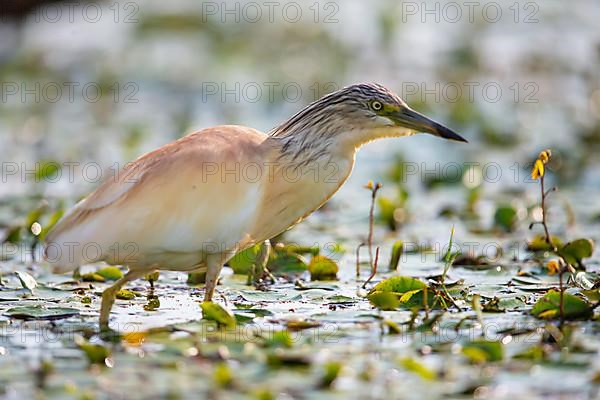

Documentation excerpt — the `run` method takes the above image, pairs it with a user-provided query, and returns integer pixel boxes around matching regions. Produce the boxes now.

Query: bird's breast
[250,154,355,242]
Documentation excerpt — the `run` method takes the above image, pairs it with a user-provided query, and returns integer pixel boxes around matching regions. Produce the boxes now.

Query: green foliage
[368,276,431,310]
[96,266,123,281]
[388,240,403,271]
[187,271,206,284]
[527,235,563,251]
[377,189,409,231]
[558,238,594,268]
[399,357,436,380]
[76,337,111,365]
[531,290,592,320]
[494,204,518,232]
[201,302,236,329]
[81,273,106,282]
[144,295,160,311]
[213,362,233,388]
[308,255,339,281]
[263,330,294,348]
[5,306,79,320]
[116,289,137,300]
[229,244,262,274]
[318,361,342,388]
[462,340,504,363]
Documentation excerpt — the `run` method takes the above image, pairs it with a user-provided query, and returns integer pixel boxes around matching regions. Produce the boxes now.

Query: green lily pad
[368,276,430,309]
[308,255,338,281]
[531,289,592,320]
[268,251,308,274]
[116,289,137,300]
[558,238,594,268]
[5,305,79,320]
[201,302,236,329]
[493,204,518,232]
[81,273,105,282]
[96,266,123,281]
[229,244,262,274]
[527,235,563,252]
[462,340,504,363]
[76,337,111,365]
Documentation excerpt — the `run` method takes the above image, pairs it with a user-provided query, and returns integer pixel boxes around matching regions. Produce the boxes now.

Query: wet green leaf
[201,302,236,328]
[263,330,294,348]
[76,337,110,365]
[213,362,233,388]
[462,340,503,363]
[368,276,429,309]
[527,235,563,252]
[186,271,206,284]
[388,240,403,271]
[494,204,518,232]
[116,289,137,300]
[319,361,342,388]
[229,244,262,274]
[558,238,594,267]
[144,295,160,311]
[81,273,105,282]
[399,357,436,380]
[308,255,339,281]
[531,290,592,320]
[5,305,79,320]
[96,266,123,281]
[368,292,399,310]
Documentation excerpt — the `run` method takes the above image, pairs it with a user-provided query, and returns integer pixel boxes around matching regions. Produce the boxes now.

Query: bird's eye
[371,101,383,111]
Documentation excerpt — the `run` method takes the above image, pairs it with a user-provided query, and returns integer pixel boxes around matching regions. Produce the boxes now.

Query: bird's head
[271,83,467,154]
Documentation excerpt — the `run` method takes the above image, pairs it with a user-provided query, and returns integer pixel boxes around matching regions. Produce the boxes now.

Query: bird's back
[45,125,272,272]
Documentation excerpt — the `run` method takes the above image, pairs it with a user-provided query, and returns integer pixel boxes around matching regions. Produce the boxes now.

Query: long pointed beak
[392,107,468,143]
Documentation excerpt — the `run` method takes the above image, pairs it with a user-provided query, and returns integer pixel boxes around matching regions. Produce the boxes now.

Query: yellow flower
[531,159,545,180]
[546,259,560,275]
[364,180,374,190]
[538,149,551,164]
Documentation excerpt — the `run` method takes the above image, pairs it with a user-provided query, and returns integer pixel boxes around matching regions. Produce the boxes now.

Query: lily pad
[5,305,79,320]
[201,302,236,328]
[462,340,504,363]
[368,276,430,309]
[531,290,592,320]
[308,255,338,281]
[96,266,123,281]
[558,238,594,268]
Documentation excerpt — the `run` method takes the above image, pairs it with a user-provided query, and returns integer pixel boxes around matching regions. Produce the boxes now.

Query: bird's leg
[254,240,274,285]
[100,269,145,330]
[203,255,224,302]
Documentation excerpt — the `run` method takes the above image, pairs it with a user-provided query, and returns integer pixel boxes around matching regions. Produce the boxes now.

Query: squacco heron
[44,83,466,328]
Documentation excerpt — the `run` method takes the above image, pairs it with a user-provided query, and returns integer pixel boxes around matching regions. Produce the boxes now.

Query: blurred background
[0,0,599,246]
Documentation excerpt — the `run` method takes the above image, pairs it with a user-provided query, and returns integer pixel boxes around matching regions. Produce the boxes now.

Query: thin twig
[355,242,365,279]
[366,183,382,269]
[362,247,380,289]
